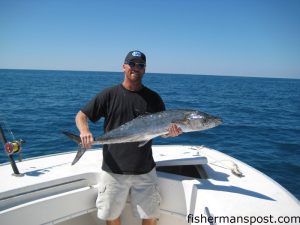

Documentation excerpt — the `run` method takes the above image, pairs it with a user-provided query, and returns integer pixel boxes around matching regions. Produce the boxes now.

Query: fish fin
[136,112,151,119]
[71,146,87,165]
[63,131,81,144]
[138,140,151,148]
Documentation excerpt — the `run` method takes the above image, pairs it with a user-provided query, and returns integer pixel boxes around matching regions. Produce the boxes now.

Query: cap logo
[132,51,142,57]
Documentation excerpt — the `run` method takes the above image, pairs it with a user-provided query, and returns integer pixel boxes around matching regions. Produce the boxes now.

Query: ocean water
[0,69,299,200]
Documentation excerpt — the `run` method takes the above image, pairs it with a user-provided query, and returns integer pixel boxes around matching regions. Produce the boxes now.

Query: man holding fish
[75,50,182,225]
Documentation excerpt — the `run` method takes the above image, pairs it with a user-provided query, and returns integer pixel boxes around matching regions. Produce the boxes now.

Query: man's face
[123,61,146,83]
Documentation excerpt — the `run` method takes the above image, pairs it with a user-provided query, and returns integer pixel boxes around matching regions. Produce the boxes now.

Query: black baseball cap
[124,50,146,64]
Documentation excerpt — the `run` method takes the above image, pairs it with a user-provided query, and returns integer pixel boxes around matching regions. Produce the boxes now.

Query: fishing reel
[5,139,25,155]
[0,125,25,176]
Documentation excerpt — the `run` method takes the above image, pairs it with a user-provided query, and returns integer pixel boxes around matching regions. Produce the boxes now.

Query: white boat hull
[0,145,299,225]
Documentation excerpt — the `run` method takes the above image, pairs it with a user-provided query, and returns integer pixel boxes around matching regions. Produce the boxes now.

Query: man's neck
[122,81,143,91]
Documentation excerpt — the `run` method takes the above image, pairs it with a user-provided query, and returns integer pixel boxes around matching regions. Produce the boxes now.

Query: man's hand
[80,131,94,149]
[76,111,94,149]
[164,123,183,137]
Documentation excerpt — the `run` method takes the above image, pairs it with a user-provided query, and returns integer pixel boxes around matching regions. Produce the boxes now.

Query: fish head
[181,110,223,132]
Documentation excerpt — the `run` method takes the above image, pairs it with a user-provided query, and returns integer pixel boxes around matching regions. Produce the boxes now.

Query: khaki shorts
[96,168,161,220]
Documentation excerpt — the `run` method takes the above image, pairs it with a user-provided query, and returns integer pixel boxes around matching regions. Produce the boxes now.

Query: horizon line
[0,67,299,80]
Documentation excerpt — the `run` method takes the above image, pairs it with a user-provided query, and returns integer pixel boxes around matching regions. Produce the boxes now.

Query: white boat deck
[0,145,299,225]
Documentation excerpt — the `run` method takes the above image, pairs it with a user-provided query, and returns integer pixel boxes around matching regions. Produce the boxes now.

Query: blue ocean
[0,69,299,200]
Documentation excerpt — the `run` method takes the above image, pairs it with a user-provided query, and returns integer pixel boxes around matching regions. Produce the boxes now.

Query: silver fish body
[63,109,222,165]
[94,109,222,144]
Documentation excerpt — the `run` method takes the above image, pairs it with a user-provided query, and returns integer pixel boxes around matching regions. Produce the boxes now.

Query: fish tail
[63,131,87,165]
[71,146,86,165]
[63,131,81,144]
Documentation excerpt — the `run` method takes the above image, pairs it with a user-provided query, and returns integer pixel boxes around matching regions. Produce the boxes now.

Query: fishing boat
[0,145,299,225]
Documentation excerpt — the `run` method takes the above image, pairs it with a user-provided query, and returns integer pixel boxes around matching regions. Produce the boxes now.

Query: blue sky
[0,0,299,78]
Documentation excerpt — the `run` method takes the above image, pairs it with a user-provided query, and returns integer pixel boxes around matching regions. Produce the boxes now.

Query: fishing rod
[0,123,25,176]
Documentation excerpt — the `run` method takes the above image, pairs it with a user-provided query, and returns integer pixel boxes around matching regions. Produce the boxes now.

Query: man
[75,50,182,225]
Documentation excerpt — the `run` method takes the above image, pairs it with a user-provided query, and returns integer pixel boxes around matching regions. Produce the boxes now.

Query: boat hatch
[156,156,208,179]
[157,164,207,179]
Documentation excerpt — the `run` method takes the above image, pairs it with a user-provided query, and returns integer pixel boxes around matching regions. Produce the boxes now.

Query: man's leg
[96,170,130,223]
[107,217,121,225]
[131,169,161,222]
[142,218,158,225]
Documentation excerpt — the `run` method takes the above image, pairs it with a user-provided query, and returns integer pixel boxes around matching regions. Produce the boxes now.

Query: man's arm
[75,110,94,148]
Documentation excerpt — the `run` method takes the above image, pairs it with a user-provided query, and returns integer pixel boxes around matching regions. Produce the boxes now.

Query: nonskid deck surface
[0,145,299,225]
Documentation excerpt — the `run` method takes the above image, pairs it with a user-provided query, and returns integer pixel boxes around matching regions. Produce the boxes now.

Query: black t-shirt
[81,84,165,174]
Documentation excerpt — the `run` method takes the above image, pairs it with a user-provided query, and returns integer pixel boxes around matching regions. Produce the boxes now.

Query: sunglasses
[126,61,146,69]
